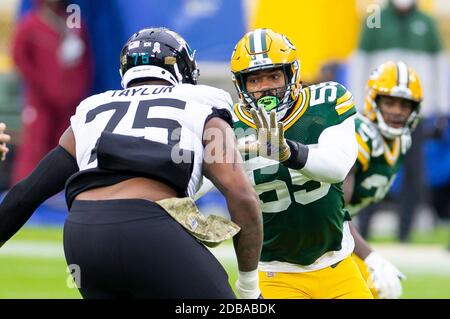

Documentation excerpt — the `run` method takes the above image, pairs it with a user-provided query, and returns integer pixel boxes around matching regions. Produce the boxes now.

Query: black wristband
[282,139,309,170]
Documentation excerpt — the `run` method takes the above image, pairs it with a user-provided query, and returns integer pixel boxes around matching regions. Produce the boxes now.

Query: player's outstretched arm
[298,115,358,183]
[202,117,263,298]
[343,167,356,205]
[0,127,78,248]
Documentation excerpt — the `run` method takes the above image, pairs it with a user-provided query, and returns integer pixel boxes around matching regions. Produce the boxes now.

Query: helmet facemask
[233,61,300,121]
[372,94,420,139]
[364,61,423,139]
[230,28,301,121]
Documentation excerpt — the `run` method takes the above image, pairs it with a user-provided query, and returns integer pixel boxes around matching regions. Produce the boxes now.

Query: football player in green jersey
[344,61,423,299]
[227,28,372,299]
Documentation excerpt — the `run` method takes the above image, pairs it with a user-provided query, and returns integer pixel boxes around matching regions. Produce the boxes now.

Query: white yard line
[0,241,64,259]
[370,244,450,274]
[209,243,450,275]
[2,241,450,274]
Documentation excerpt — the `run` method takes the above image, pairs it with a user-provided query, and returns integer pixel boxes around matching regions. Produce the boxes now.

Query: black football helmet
[119,27,199,88]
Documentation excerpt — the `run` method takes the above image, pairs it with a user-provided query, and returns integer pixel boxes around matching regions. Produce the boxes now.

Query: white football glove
[235,269,262,299]
[364,252,406,299]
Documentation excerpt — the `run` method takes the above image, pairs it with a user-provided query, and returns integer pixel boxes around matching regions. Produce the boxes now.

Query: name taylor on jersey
[109,85,173,98]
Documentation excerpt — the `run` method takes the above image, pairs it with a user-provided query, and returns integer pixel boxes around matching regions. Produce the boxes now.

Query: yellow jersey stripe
[384,138,400,166]
[355,133,370,155]
[358,146,370,162]
[357,152,369,171]
[234,104,255,128]
[335,97,353,110]
[336,101,355,115]
[336,91,352,105]
[284,88,310,130]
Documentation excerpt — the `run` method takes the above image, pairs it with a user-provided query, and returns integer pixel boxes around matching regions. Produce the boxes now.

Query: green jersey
[233,81,356,266]
[347,113,411,216]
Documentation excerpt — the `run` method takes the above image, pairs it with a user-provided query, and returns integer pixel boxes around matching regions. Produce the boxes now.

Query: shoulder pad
[357,115,385,157]
[308,81,356,119]
[231,103,241,123]
[355,113,378,140]
[73,91,111,114]
[178,84,233,111]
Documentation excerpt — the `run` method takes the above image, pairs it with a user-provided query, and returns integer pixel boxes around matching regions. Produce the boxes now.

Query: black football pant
[64,199,236,299]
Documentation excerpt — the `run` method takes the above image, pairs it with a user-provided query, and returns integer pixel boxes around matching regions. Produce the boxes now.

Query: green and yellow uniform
[348,113,411,216]
[233,81,372,299]
[349,113,411,298]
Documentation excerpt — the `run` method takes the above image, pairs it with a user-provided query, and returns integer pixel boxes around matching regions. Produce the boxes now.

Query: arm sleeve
[0,146,79,243]
[300,115,358,184]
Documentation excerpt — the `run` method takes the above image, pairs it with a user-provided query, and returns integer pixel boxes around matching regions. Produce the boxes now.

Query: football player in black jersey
[0,28,262,299]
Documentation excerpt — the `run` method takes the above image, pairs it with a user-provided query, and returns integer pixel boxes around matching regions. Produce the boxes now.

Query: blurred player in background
[0,27,263,299]
[0,122,11,161]
[349,0,448,242]
[229,28,371,298]
[345,61,423,298]
[11,0,92,183]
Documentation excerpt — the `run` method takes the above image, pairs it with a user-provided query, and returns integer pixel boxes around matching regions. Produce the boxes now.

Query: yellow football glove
[239,106,291,163]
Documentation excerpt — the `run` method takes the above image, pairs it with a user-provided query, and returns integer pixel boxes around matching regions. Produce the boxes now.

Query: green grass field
[0,226,449,299]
